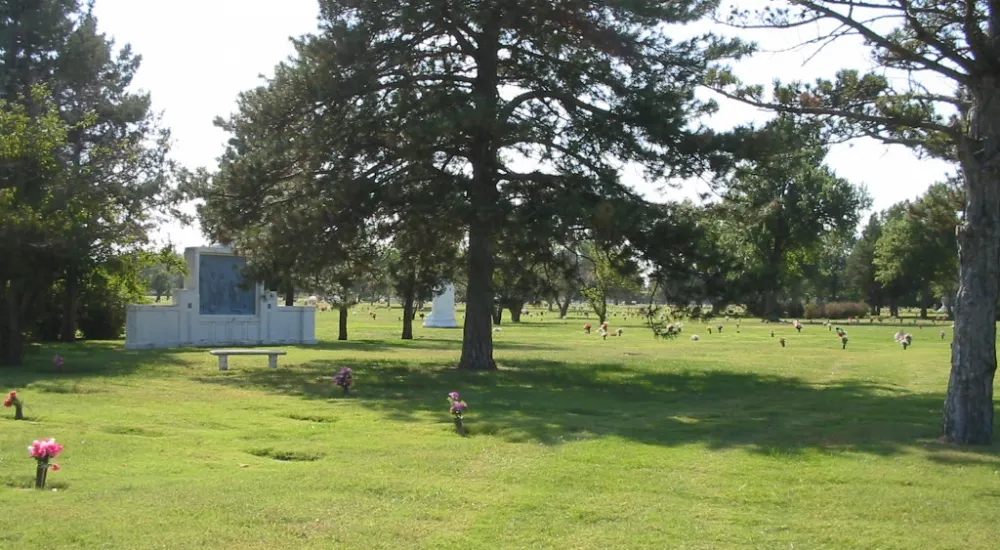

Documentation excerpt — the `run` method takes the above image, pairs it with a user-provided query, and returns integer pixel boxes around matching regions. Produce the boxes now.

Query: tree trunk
[458,14,499,371]
[942,76,1000,445]
[284,287,295,307]
[401,276,415,340]
[462,222,497,369]
[919,285,932,319]
[59,269,79,342]
[507,300,524,323]
[338,306,349,341]
[559,299,571,318]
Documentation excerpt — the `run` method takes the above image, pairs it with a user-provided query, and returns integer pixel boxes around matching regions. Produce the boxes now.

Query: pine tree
[296,0,750,369]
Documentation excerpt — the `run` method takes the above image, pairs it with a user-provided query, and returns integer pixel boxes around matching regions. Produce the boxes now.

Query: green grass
[1,307,998,549]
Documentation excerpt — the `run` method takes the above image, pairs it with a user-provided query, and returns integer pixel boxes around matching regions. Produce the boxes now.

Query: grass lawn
[1,307,999,549]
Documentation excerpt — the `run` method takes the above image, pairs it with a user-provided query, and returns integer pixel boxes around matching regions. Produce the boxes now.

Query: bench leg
[219,355,228,371]
[269,355,278,369]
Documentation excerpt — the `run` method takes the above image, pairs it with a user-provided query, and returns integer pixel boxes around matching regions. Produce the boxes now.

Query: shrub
[803,303,823,319]
[822,302,870,320]
[78,273,134,340]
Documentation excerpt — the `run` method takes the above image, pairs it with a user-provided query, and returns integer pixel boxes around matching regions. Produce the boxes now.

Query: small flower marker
[3,390,23,420]
[334,367,353,396]
[448,392,468,435]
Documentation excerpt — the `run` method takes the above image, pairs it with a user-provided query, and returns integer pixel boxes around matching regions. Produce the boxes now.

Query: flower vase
[14,403,23,420]
[342,385,350,397]
[454,418,466,435]
[35,461,48,489]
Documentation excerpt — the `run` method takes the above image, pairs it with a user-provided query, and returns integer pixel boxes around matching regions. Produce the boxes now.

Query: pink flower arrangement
[447,392,468,435]
[334,367,353,396]
[28,438,63,489]
[29,438,63,460]
[4,390,23,420]
[53,355,64,370]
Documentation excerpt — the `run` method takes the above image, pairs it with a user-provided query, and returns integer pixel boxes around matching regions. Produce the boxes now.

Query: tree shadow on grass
[300,338,558,353]
[190,356,1000,460]
[2,340,194,389]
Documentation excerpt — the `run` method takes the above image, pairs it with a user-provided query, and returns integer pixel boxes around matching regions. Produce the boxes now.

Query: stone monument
[423,283,459,328]
[125,246,318,349]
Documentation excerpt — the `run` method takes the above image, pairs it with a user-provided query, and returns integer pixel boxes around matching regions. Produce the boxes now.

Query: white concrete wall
[124,248,318,349]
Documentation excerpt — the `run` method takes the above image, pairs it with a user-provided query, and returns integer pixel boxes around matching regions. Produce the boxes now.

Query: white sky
[91,0,954,251]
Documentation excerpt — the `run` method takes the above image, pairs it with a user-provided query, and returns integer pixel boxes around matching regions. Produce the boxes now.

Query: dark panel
[198,255,256,315]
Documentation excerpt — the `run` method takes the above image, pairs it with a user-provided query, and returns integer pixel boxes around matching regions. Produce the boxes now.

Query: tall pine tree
[292,0,750,369]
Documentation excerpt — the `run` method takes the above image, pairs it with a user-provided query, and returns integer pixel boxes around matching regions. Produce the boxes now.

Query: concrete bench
[209,349,287,371]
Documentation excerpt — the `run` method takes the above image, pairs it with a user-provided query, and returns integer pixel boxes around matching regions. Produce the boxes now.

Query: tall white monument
[423,283,459,328]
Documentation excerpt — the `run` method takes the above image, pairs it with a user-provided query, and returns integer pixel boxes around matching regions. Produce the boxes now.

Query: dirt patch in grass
[102,425,164,437]
[248,448,325,462]
[32,382,105,394]
[286,413,337,423]
[1,476,70,490]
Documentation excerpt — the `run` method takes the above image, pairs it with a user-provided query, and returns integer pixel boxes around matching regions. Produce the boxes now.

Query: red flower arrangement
[4,390,23,420]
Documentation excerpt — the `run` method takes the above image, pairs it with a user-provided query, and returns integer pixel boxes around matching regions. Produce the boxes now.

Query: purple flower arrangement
[334,367,353,396]
[448,391,468,435]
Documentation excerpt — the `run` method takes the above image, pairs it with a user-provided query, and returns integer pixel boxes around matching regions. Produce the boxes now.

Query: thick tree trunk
[338,306,349,341]
[462,223,497,369]
[942,77,1000,445]
[59,270,78,342]
[458,14,499,371]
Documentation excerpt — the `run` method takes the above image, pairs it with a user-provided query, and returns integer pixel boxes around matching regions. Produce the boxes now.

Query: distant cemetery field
[1,306,998,549]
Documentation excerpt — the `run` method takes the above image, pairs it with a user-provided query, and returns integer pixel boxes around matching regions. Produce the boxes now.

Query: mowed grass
[1,307,999,549]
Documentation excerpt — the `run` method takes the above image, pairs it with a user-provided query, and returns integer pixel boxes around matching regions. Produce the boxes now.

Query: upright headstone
[423,283,459,328]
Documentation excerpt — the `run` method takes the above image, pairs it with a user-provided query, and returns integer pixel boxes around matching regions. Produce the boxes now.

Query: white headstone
[423,283,459,328]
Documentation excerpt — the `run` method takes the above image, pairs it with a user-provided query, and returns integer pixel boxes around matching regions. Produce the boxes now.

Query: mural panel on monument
[198,254,257,315]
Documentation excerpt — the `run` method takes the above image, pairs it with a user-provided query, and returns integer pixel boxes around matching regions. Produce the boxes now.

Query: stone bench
[209,349,287,371]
